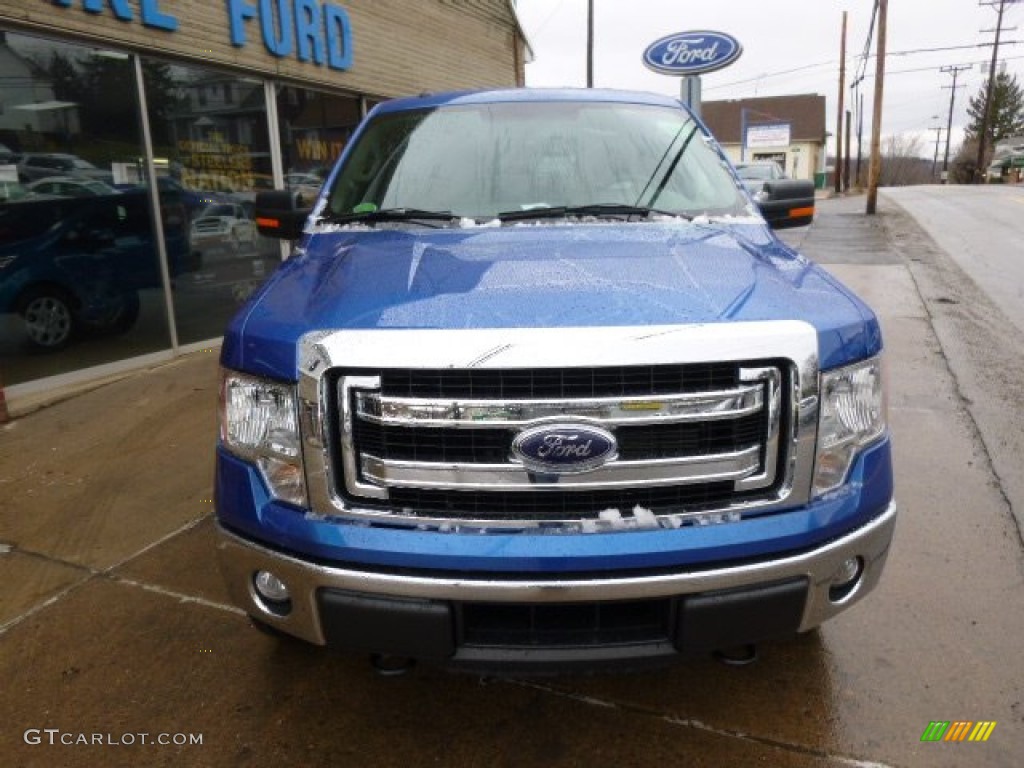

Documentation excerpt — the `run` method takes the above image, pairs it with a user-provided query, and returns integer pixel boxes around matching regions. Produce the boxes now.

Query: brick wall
[0,0,524,98]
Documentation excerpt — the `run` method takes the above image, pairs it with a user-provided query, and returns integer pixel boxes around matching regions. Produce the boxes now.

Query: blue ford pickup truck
[215,88,895,673]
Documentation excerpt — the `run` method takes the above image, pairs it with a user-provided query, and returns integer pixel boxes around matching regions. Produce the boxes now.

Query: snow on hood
[226,220,879,378]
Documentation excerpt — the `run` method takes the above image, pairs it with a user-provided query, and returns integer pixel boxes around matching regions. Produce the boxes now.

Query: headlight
[220,369,306,506]
[813,356,886,497]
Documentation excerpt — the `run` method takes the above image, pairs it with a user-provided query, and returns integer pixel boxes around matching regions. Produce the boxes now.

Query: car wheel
[185,250,203,272]
[17,288,75,350]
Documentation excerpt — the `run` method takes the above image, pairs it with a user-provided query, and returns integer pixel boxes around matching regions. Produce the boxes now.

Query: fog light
[253,570,292,615]
[828,557,864,602]
[255,570,290,600]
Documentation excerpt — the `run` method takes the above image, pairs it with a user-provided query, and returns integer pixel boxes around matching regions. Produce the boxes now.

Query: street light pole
[855,91,864,187]
[586,0,594,88]
[835,11,847,195]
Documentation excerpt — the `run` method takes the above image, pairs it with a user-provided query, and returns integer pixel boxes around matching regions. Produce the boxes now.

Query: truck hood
[225,221,880,379]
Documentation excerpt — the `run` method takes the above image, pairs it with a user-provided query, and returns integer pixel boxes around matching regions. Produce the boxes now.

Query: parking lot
[1,195,1022,767]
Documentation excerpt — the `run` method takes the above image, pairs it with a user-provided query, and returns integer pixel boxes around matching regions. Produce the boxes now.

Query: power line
[526,0,567,39]
[871,40,1022,58]
[852,0,880,87]
[703,60,835,91]
[705,41,1023,95]
[862,53,1024,79]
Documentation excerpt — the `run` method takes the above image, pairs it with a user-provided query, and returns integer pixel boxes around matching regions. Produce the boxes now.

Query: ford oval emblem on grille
[512,423,618,475]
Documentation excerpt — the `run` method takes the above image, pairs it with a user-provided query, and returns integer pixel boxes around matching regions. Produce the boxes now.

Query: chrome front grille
[296,324,820,530]
[332,364,785,522]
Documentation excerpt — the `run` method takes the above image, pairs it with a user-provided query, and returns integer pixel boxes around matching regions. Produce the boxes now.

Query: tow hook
[713,644,758,666]
[370,654,416,676]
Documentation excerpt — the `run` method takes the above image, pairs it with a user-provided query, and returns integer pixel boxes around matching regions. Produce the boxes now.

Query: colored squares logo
[921,721,997,743]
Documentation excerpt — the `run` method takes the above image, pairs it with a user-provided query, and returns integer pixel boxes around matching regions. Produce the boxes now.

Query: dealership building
[0,1,528,414]
[700,94,827,185]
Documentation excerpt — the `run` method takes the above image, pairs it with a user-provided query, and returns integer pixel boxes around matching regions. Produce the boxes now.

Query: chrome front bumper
[216,502,896,649]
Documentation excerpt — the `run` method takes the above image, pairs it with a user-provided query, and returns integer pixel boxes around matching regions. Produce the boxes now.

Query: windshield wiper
[321,207,458,228]
[497,203,690,223]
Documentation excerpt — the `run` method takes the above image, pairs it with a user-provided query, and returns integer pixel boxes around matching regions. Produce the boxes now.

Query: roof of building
[993,136,1024,158]
[701,94,827,145]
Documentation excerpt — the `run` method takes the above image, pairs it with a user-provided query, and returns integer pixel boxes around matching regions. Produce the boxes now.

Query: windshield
[203,204,237,217]
[84,181,114,194]
[327,101,747,220]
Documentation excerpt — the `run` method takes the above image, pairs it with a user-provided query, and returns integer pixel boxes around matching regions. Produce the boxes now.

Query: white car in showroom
[189,202,257,253]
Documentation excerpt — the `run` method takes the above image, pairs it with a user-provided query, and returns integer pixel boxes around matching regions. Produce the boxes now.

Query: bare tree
[951,136,981,184]
[879,134,932,186]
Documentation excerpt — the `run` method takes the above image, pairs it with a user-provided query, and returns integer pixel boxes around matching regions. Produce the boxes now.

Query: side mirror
[254,190,313,241]
[755,179,816,229]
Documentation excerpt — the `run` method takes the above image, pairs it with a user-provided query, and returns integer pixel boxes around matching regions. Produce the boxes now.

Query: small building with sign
[0,1,529,409]
[987,136,1024,183]
[700,94,826,184]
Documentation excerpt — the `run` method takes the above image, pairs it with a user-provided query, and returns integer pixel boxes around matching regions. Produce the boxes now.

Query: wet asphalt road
[1,194,1022,767]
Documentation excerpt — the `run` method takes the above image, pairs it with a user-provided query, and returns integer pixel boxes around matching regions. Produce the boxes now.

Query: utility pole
[586,0,594,88]
[941,65,970,182]
[866,0,887,215]
[855,90,864,187]
[835,11,847,195]
[930,123,945,181]
[975,0,1019,181]
[844,109,852,191]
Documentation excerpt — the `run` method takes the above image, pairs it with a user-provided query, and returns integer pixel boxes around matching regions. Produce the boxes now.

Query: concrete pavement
[1,197,1022,767]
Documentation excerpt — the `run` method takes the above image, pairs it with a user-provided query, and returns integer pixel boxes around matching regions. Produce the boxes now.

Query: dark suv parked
[0,189,188,349]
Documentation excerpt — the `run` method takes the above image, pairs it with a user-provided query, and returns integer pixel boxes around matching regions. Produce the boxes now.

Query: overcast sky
[513,0,1024,157]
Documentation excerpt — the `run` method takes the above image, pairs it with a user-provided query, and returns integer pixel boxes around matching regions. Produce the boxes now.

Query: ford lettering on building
[214,88,896,673]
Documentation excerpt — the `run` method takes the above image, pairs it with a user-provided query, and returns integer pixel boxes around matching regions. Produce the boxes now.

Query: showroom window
[0,32,171,386]
[0,29,383,395]
[276,84,362,203]
[142,61,278,346]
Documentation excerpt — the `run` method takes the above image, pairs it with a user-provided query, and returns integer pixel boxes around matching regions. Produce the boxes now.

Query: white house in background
[0,32,80,139]
[988,135,1024,182]
[701,94,827,186]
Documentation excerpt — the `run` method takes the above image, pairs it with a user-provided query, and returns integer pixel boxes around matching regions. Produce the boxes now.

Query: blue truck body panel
[222,222,881,382]
[216,438,892,573]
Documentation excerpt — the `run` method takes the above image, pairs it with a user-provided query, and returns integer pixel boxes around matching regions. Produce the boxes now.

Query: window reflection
[0,32,170,385]
[277,84,362,204]
[143,62,276,345]
[0,32,374,390]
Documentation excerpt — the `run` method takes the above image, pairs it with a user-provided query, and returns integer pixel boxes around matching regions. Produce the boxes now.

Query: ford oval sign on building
[642,30,743,76]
